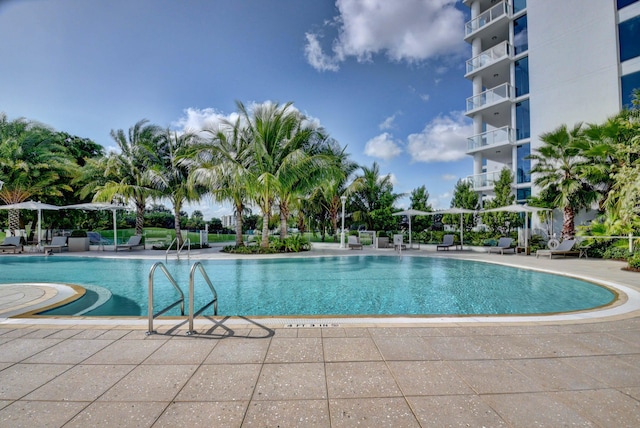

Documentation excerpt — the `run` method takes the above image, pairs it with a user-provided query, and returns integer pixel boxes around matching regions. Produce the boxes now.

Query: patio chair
[115,235,144,251]
[348,235,363,250]
[436,234,456,251]
[0,236,24,254]
[487,237,515,255]
[43,236,68,253]
[535,239,578,259]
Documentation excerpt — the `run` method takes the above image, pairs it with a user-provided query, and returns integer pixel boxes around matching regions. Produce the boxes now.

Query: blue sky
[0,0,473,219]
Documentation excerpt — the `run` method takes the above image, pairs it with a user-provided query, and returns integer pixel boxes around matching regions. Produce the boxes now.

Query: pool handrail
[147,262,185,335]
[187,261,218,335]
[165,237,191,262]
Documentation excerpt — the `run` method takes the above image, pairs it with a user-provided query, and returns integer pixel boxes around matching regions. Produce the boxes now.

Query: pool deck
[1,244,639,426]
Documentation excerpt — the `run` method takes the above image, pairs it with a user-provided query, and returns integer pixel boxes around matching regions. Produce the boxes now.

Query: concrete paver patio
[0,244,639,426]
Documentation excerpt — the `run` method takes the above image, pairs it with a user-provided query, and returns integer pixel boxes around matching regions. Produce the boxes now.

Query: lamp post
[340,195,347,248]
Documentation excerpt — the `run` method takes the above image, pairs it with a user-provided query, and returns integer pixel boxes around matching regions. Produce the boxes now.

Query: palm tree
[0,114,76,231]
[189,116,253,247]
[350,162,402,231]
[93,119,160,237]
[529,123,599,239]
[238,101,328,248]
[147,129,204,247]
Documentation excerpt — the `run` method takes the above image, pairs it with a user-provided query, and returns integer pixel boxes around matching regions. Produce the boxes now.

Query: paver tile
[143,338,217,364]
[373,336,439,361]
[323,337,383,361]
[552,389,640,427]
[0,338,62,362]
[64,401,167,428]
[388,361,475,395]
[329,397,420,427]
[253,363,326,400]
[448,360,543,394]
[0,400,88,427]
[155,401,248,428]
[243,399,329,427]
[204,337,270,364]
[265,337,323,363]
[408,395,508,427]
[326,361,402,399]
[82,339,164,364]
[0,363,72,400]
[23,339,113,364]
[176,364,261,401]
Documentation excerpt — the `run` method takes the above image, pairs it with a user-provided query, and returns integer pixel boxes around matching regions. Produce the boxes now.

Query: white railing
[467,126,515,151]
[465,1,510,36]
[466,171,502,190]
[466,83,514,112]
[466,41,513,74]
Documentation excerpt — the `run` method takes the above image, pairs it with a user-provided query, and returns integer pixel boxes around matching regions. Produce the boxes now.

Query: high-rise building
[463,0,640,206]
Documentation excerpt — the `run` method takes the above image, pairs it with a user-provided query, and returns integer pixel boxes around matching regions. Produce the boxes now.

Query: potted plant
[68,229,90,251]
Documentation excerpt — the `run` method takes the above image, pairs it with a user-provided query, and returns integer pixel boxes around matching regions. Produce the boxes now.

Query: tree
[350,162,402,231]
[409,185,433,233]
[481,168,521,234]
[147,129,204,246]
[447,179,478,232]
[93,119,161,236]
[0,114,77,232]
[190,115,253,247]
[528,123,599,239]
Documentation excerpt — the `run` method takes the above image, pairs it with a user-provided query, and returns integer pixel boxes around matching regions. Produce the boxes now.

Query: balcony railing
[467,126,515,151]
[466,83,514,112]
[466,171,502,190]
[466,41,513,75]
[465,1,510,36]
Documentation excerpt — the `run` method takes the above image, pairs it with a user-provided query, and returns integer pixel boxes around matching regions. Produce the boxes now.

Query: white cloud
[379,113,399,130]
[364,132,403,160]
[305,0,465,72]
[172,107,239,134]
[441,174,457,181]
[407,111,472,163]
[304,33,340,72]
[386,172,399,187]
[420,94,430,102]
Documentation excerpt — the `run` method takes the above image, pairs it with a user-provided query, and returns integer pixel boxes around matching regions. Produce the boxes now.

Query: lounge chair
[348,235,363,250]
[0,236,23,254]
[487,237,515,254]
[436,234,456,251]
[116,235,144,251]
[536,239,579,259]
[43,236,68,253]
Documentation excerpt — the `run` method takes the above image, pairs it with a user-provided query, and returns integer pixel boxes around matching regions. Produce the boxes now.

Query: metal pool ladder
[146,261,218,335]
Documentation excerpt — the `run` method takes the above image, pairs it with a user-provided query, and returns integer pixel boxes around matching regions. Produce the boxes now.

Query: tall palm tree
[0,114,76,231]
[350,162,402,231]
[238,101,326,248]
[529,123,599,239]
[147,129,204,247]
[189,117,253,247]
[93,119,160,237]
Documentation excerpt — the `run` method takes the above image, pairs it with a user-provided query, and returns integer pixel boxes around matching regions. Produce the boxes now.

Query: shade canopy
[62,202,130,246]
[423,207,476,247]
[0,201,61,246]
[481,204,552,249]
[392,209,431,248]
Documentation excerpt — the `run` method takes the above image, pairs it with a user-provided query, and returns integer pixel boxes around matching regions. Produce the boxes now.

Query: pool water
[0,255,615,317]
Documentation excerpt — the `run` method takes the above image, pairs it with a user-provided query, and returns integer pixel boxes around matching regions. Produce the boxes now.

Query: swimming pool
[0,255,615,317]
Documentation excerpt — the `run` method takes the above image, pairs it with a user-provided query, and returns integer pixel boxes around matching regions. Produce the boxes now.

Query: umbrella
[481,204,551,250]
[392,209,431,248]
[423,207,476,247]
[0,201,60,247]
[62,202,130,247]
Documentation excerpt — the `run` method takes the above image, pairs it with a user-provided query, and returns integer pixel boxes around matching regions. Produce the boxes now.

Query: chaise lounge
[0,236,23,254]
[436,234,457,251]
[348,235,363,250]
[536,239,579,259]
[487,237,515,255]
[43,236,68,253]
[116,235,145,251]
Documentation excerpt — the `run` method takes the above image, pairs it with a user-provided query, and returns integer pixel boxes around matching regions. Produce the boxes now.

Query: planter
[68,236,89,252]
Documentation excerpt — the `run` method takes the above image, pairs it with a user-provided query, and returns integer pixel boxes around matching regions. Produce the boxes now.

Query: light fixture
[491,36,498,40]
[493,73,499,77]
[494,112,500,115]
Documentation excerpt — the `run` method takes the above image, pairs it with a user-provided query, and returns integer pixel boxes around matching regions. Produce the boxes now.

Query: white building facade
[463,0,640,208]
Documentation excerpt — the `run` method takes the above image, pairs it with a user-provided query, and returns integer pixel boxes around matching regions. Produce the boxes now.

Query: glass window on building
[618,0,639,10]
[513,0,526,14]
[619,15,640,62]
[513,15,528,54]
[515,99,530,140]
[621,71,640,107]
[516,187,531,202]
[515,57,529,97]
[516,143,531,183]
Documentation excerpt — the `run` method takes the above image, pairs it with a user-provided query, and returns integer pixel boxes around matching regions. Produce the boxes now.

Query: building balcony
[467,126,515,152]
[464,1,511,39]
[466,171,502,191]
[466,83,514,116]
[465,41,513,77]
